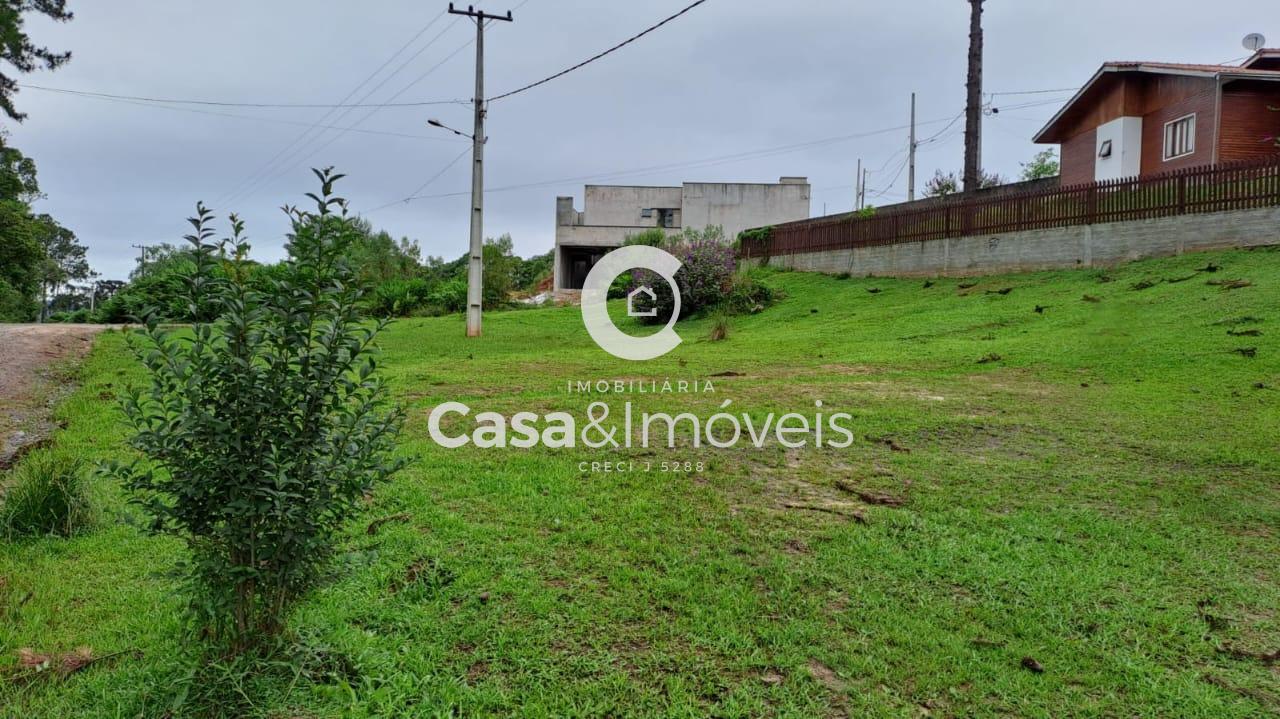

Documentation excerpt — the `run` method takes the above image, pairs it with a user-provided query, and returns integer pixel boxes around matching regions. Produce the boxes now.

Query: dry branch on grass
[834,480,906,507]
[366,512,411,535]
[781,502,868,524]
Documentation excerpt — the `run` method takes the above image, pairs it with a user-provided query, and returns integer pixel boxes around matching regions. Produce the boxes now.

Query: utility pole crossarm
[448,3,513,22]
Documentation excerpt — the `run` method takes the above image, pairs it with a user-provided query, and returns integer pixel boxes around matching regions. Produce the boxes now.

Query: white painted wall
[553,178,811,290]
[581,186,682,226]
[680,181,811,241]
[1095,116,1143,181]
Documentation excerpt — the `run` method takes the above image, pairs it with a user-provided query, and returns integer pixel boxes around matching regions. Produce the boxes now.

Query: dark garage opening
[562,247,609,290]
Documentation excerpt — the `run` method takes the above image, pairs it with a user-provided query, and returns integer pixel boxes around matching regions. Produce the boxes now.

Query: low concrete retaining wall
[744,207,1280,277]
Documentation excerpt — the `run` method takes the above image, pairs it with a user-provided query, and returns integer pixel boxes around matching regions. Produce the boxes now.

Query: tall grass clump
[106,169,405,655]
[0,451,92,538]
[709,313,730,342]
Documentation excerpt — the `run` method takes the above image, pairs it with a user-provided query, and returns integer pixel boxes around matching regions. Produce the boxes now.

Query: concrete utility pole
[963,0,985,193]
[855,158,862,211]
[908,92,918,202]
[131,244,150,270]
[449,3,512,338]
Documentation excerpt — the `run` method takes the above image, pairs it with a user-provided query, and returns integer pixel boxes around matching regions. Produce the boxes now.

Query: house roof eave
[1033,63,1280,144]
[1033,66,1111,144]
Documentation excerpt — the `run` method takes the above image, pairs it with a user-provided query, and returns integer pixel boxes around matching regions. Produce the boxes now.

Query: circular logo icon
[581,245,683,361]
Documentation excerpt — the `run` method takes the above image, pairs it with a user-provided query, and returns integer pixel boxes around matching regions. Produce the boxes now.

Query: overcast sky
[7,0,1274,280]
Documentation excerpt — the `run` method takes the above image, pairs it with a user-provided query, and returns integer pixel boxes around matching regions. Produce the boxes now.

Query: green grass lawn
[2,247,1279,717]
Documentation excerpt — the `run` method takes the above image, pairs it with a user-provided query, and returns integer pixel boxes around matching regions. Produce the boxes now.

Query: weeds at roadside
[0,450,92,539]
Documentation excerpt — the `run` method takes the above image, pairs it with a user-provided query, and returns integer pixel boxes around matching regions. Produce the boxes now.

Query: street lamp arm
[427,118,474,140]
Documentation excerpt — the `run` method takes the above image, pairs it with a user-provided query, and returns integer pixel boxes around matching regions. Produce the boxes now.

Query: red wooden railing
[738,157,1280,259]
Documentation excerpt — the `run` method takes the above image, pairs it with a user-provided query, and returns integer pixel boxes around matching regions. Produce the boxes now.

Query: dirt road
[0,324,114,469]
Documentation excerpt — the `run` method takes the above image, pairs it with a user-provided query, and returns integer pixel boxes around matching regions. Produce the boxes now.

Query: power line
[383,93,1064,207]
[867,156,910,200]
[367,145,473,213]
[30,90,472,141]
[227,33,478,207]
[488,0,709,102]
[989,87,1080,97]
[223,3,525,208]
[390,112,966,204]
[918,109,965,145]
[219,11,456,206]
[989,96,1075,113]
[16,82,467,109]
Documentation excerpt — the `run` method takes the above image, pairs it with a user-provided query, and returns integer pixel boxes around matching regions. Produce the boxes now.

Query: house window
[1098,140,1113,159]
[640,208,653,219]
[657,208,678,228]
[1163,114,1196,160]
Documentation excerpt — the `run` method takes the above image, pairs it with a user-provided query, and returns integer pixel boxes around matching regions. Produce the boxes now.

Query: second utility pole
[450,2,512,337]
[908,92,917,202]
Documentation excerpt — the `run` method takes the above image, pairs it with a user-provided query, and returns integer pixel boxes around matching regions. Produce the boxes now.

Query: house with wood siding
[1034,49,1280,185]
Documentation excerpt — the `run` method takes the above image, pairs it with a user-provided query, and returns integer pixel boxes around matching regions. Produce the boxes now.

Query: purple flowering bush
[629,226,738,324]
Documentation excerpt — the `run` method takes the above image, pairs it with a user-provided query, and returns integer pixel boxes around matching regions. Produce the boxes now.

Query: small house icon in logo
[626,286,658,317]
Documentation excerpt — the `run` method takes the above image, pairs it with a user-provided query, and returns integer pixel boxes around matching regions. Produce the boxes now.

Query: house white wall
[1095,116,1143,181]
[680,179,811,242]
[582,186,682,227]
[553,178,810,291]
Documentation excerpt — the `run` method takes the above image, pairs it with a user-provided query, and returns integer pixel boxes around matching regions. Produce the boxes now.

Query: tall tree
[924,169,1003,198]
[0,0,74,122]
[33,212,86,318]
[0,195,41,319]
[1019,149,1060,181]
[0,130,39,201]
[0,130,44,320]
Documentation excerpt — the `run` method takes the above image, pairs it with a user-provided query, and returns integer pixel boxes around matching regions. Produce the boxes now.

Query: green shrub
[0,278,34,322]
[624,228,669,248]
[48,307,91,323]
[512,250,553,292]
[370,278,433,317]
[736,226,772,247]
[0,451,92,538]
[430,278,468,314]
[608,272,633,300]
[482,235,517,309]
[95,259,197,322]
[107,169,405,654]
[724,271,778,315]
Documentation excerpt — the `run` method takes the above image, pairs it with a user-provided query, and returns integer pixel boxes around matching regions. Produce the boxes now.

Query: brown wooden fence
[738,157,1280,259]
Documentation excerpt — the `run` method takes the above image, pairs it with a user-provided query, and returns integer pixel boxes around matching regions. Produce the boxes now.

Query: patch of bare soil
[0,324,111,469]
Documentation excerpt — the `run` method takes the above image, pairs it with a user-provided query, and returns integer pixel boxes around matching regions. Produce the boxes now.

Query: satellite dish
[1243,33,1267,52]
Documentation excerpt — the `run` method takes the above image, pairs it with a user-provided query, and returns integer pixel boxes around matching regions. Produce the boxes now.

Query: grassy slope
[1,247,1278,718]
